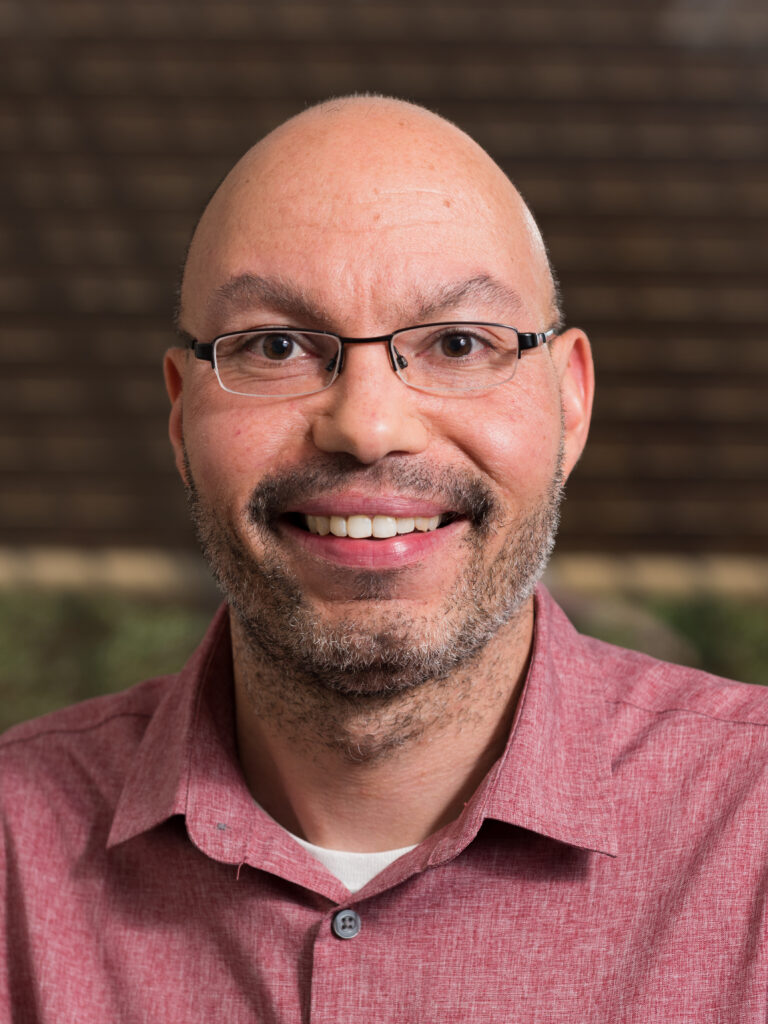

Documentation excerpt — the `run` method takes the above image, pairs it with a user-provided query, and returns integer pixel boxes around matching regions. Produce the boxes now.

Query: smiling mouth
[286,512,461,539]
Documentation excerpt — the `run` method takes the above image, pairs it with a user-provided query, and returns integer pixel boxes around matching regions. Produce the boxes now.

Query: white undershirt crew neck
[289,832,417,893]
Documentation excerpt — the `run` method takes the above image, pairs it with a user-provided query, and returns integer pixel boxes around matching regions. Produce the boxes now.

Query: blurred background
[1,0,767,728]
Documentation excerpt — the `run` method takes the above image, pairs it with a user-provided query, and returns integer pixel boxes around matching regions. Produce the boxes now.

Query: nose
[310,342,430,464]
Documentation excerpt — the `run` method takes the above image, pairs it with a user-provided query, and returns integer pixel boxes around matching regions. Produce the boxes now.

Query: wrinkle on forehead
[292,186,465,235]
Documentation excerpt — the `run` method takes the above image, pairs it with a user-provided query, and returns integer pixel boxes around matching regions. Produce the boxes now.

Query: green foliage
[647,596,768,686]
[0,590,212,732]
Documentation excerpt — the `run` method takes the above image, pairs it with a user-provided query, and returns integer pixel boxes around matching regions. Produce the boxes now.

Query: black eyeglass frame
[185,321,557,395]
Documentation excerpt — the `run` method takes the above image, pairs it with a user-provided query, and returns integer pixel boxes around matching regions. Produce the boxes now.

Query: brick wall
[2,0,767,553]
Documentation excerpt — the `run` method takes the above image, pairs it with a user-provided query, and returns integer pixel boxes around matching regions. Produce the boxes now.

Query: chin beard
[183,447,564,700]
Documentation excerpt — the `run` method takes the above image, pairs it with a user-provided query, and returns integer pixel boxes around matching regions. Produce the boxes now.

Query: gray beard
[184,446,564,701]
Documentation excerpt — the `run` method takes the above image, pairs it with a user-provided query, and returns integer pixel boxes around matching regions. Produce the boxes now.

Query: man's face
[166,104,592,694]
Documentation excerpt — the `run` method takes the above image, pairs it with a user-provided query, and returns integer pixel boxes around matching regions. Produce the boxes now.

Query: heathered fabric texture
[3,587,768,1022]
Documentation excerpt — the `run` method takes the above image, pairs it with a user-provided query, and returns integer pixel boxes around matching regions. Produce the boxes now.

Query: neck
[232,599,534,852]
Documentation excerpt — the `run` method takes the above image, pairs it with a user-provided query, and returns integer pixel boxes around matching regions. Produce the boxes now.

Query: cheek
[181,389,312,507]
[444,383,562,506]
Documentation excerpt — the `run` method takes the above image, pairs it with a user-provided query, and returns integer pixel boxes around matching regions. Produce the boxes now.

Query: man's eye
[438,331,486,358]
[257,333,300,361]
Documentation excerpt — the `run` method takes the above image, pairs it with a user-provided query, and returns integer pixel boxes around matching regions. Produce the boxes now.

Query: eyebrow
[209,274,327,327]
[200,271,527,334]
[411,275,526,322]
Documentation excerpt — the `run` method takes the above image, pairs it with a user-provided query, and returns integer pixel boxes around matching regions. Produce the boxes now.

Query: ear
[163,348,189,486]
[550,328,594,480]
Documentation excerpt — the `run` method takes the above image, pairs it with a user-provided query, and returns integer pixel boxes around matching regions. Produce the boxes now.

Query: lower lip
[277,519,466,569]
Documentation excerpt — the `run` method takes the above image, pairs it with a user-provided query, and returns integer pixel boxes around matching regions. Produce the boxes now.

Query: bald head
[179,95,561,343]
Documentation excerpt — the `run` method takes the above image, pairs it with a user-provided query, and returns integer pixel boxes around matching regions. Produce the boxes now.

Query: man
[2,96,768,1022]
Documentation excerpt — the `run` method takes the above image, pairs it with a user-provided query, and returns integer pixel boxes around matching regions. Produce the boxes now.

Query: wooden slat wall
[1,0,767,553]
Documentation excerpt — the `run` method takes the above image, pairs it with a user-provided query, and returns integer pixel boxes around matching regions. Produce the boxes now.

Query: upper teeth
[305,514,441,538]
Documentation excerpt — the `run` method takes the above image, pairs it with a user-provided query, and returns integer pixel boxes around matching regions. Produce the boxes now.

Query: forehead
[182,112,551,334]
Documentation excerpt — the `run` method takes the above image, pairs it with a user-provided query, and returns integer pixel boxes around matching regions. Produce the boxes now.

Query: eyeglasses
[186,321,556,398]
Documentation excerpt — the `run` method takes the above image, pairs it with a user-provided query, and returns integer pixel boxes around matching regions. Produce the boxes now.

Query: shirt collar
[108,587,617,861]
[475,586,618,857]
[107,604,250,854]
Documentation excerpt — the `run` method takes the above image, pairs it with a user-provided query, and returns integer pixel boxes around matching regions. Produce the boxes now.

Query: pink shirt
[3,587,768,1022]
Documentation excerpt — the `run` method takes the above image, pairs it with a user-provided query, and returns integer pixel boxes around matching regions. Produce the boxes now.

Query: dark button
[331,909,361,939]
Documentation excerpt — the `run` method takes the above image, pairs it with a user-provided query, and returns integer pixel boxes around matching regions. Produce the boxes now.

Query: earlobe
[553,328,594,479]
[163,348,189,485]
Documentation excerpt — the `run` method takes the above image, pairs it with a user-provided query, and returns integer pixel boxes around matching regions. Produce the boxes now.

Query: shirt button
[331,909,361,939]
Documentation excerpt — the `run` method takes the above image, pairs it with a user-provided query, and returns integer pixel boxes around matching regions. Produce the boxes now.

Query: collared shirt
[3,587,768,1022]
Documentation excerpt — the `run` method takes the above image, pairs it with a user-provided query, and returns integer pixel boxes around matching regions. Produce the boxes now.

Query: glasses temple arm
[517,328,556,356]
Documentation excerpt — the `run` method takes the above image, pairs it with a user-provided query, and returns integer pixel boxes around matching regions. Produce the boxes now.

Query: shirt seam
[0,710,154,751]
[605,696,768,729]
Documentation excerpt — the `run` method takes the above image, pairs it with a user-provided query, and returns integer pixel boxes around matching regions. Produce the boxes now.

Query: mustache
[245,455,500,534]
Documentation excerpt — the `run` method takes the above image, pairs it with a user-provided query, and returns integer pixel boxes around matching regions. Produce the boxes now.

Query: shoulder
[539,586,768,731]
[0,606,230,849]
[574,632,768,821]
[0,674,170,750]
[568,634,768,880]
[540,587,768,796]
[534,601,768,860]
[0,676,173,811]
[579,631,768,730]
